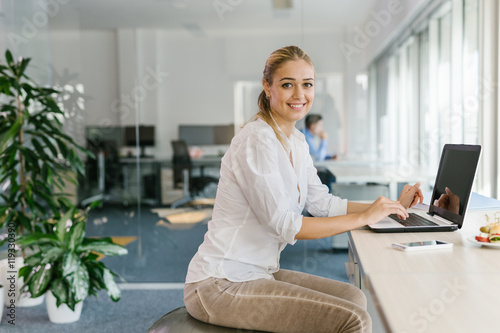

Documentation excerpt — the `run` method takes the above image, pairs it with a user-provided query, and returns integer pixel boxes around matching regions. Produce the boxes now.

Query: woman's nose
[293,86,304,99]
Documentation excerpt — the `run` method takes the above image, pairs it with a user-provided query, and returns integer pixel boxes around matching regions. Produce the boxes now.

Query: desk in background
[346,205,500,333]
[315,159,435,250]
[120,156,222,206]
[315,160,435,200]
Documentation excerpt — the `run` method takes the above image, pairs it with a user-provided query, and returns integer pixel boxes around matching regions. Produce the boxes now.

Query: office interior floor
[0,203,350,332]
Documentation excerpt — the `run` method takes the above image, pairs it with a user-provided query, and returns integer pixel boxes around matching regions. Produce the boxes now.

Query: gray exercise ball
[147,307,267,333]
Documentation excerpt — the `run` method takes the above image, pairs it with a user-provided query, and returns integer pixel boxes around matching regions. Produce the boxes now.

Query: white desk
[347,208,500,333]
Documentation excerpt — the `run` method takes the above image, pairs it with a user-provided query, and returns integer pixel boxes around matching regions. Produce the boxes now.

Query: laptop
[369,144,481,233]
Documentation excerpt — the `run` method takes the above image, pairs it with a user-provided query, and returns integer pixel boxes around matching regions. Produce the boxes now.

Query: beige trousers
[184,269,371,333]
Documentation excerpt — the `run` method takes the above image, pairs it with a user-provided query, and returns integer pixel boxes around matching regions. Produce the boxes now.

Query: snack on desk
[475,222,500,243]
[489,224,500,243]
[475,232,490,243]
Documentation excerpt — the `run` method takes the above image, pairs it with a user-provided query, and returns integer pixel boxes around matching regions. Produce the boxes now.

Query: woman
[184,46,423,333]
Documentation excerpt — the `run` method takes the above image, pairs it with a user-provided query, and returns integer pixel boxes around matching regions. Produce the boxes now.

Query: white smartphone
[392,240,453,251]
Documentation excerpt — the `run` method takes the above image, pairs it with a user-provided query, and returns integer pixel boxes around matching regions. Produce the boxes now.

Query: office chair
[170,140,218,208]
[80,140,122,207]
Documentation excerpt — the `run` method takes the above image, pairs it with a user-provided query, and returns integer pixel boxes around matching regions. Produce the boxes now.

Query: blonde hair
[256,46,315,149]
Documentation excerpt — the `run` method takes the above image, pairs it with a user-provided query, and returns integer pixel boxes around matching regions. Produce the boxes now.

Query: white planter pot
[0,285,4,323]
[0,258,45,307]
[46,291,83,324]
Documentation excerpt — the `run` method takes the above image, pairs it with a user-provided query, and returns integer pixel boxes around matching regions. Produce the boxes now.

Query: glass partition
[0,0,360,285]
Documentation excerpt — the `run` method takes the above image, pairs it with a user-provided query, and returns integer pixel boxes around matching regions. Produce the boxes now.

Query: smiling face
[263,59,315,136]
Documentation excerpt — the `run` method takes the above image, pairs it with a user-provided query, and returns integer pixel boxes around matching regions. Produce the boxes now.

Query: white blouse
[185,118,347,283]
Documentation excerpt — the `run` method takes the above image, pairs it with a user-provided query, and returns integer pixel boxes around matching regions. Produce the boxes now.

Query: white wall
[45,28,348,158]
[49,30,119,152]
[156,31,347,157]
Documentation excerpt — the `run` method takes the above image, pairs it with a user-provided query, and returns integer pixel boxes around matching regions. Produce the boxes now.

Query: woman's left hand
[398,182,424,209]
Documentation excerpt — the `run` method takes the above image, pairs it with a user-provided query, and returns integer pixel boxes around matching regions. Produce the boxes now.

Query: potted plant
[18,205,127,323]
[0,50,93,305]
[0,48,93,238]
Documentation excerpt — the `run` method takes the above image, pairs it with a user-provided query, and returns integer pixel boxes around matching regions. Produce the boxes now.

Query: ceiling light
[273,0,293,10]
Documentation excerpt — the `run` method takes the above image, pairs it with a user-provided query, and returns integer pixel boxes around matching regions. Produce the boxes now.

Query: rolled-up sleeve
[304,154,348,217]
[231,131,302,245]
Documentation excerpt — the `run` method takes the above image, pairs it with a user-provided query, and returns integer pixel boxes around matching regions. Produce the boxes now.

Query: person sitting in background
[301,114,336,190]
[301,114,335,161]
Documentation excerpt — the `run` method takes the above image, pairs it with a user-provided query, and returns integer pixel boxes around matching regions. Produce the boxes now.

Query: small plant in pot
[18,205,128,323]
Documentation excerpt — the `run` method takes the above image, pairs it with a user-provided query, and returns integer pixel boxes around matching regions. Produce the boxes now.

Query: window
[374,0,481,190]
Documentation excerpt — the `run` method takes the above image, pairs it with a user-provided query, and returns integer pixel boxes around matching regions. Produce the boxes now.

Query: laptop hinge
[432,215,455,225]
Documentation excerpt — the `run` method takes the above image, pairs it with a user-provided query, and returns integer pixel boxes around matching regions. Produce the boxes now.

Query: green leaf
[17,233,59,247]
[28,264,53,298]
[78,238,128,256]
[40,135,59,157]
[84,252,100,262]
[89,200,102,210]
[5,50,14,67]
[18,265,33,280]
[41,163,50,184]
[50,278,68,308]
[7,145,19,167]
[24,252,43,266]
[55,139,68,158]
[103,268,121,302]
[69,264,89,303]
[18,57,31,78]
[0,117,21,149]
[41,247,64,264]
[68,221,85,251]
[62,252,80,277]
[66,294,76,312]
[21,147,40,173]
[31,138,45,156]
[17,213,33,231]
[85,261,106,290]
[32,186,59,215]
[55,209,73,243]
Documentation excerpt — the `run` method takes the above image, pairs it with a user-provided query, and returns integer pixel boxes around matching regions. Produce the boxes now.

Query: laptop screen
[429,144,481,227]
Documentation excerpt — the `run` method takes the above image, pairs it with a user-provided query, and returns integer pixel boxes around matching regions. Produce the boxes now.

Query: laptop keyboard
[389,213,438,227]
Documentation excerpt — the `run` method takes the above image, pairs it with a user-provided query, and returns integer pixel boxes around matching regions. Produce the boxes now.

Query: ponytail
[256,90,287,150]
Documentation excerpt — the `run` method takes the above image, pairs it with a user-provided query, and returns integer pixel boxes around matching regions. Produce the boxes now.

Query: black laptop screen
[429,144,481,226]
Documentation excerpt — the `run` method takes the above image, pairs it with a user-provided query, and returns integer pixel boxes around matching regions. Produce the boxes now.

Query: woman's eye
[282,82,292,88]
[304,83,313,88]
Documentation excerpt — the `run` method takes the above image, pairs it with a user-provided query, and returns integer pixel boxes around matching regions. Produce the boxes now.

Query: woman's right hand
[361,196,409,225]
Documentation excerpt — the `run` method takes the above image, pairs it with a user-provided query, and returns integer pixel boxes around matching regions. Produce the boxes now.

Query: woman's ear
[262,79,270,98]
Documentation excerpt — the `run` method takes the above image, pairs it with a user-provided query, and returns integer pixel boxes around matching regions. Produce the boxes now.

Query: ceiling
[45,0,380,36]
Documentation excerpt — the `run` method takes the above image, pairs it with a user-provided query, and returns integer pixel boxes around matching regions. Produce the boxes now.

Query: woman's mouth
[288,103,306,111]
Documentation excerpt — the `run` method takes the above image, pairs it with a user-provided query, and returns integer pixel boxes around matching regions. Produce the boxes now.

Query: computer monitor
[86,126,123,147]
[124,125,155,157]
[178,124,234,145]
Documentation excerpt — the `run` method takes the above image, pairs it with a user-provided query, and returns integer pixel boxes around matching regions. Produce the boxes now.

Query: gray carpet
[0,204,349,332]
[0,289,185,332]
